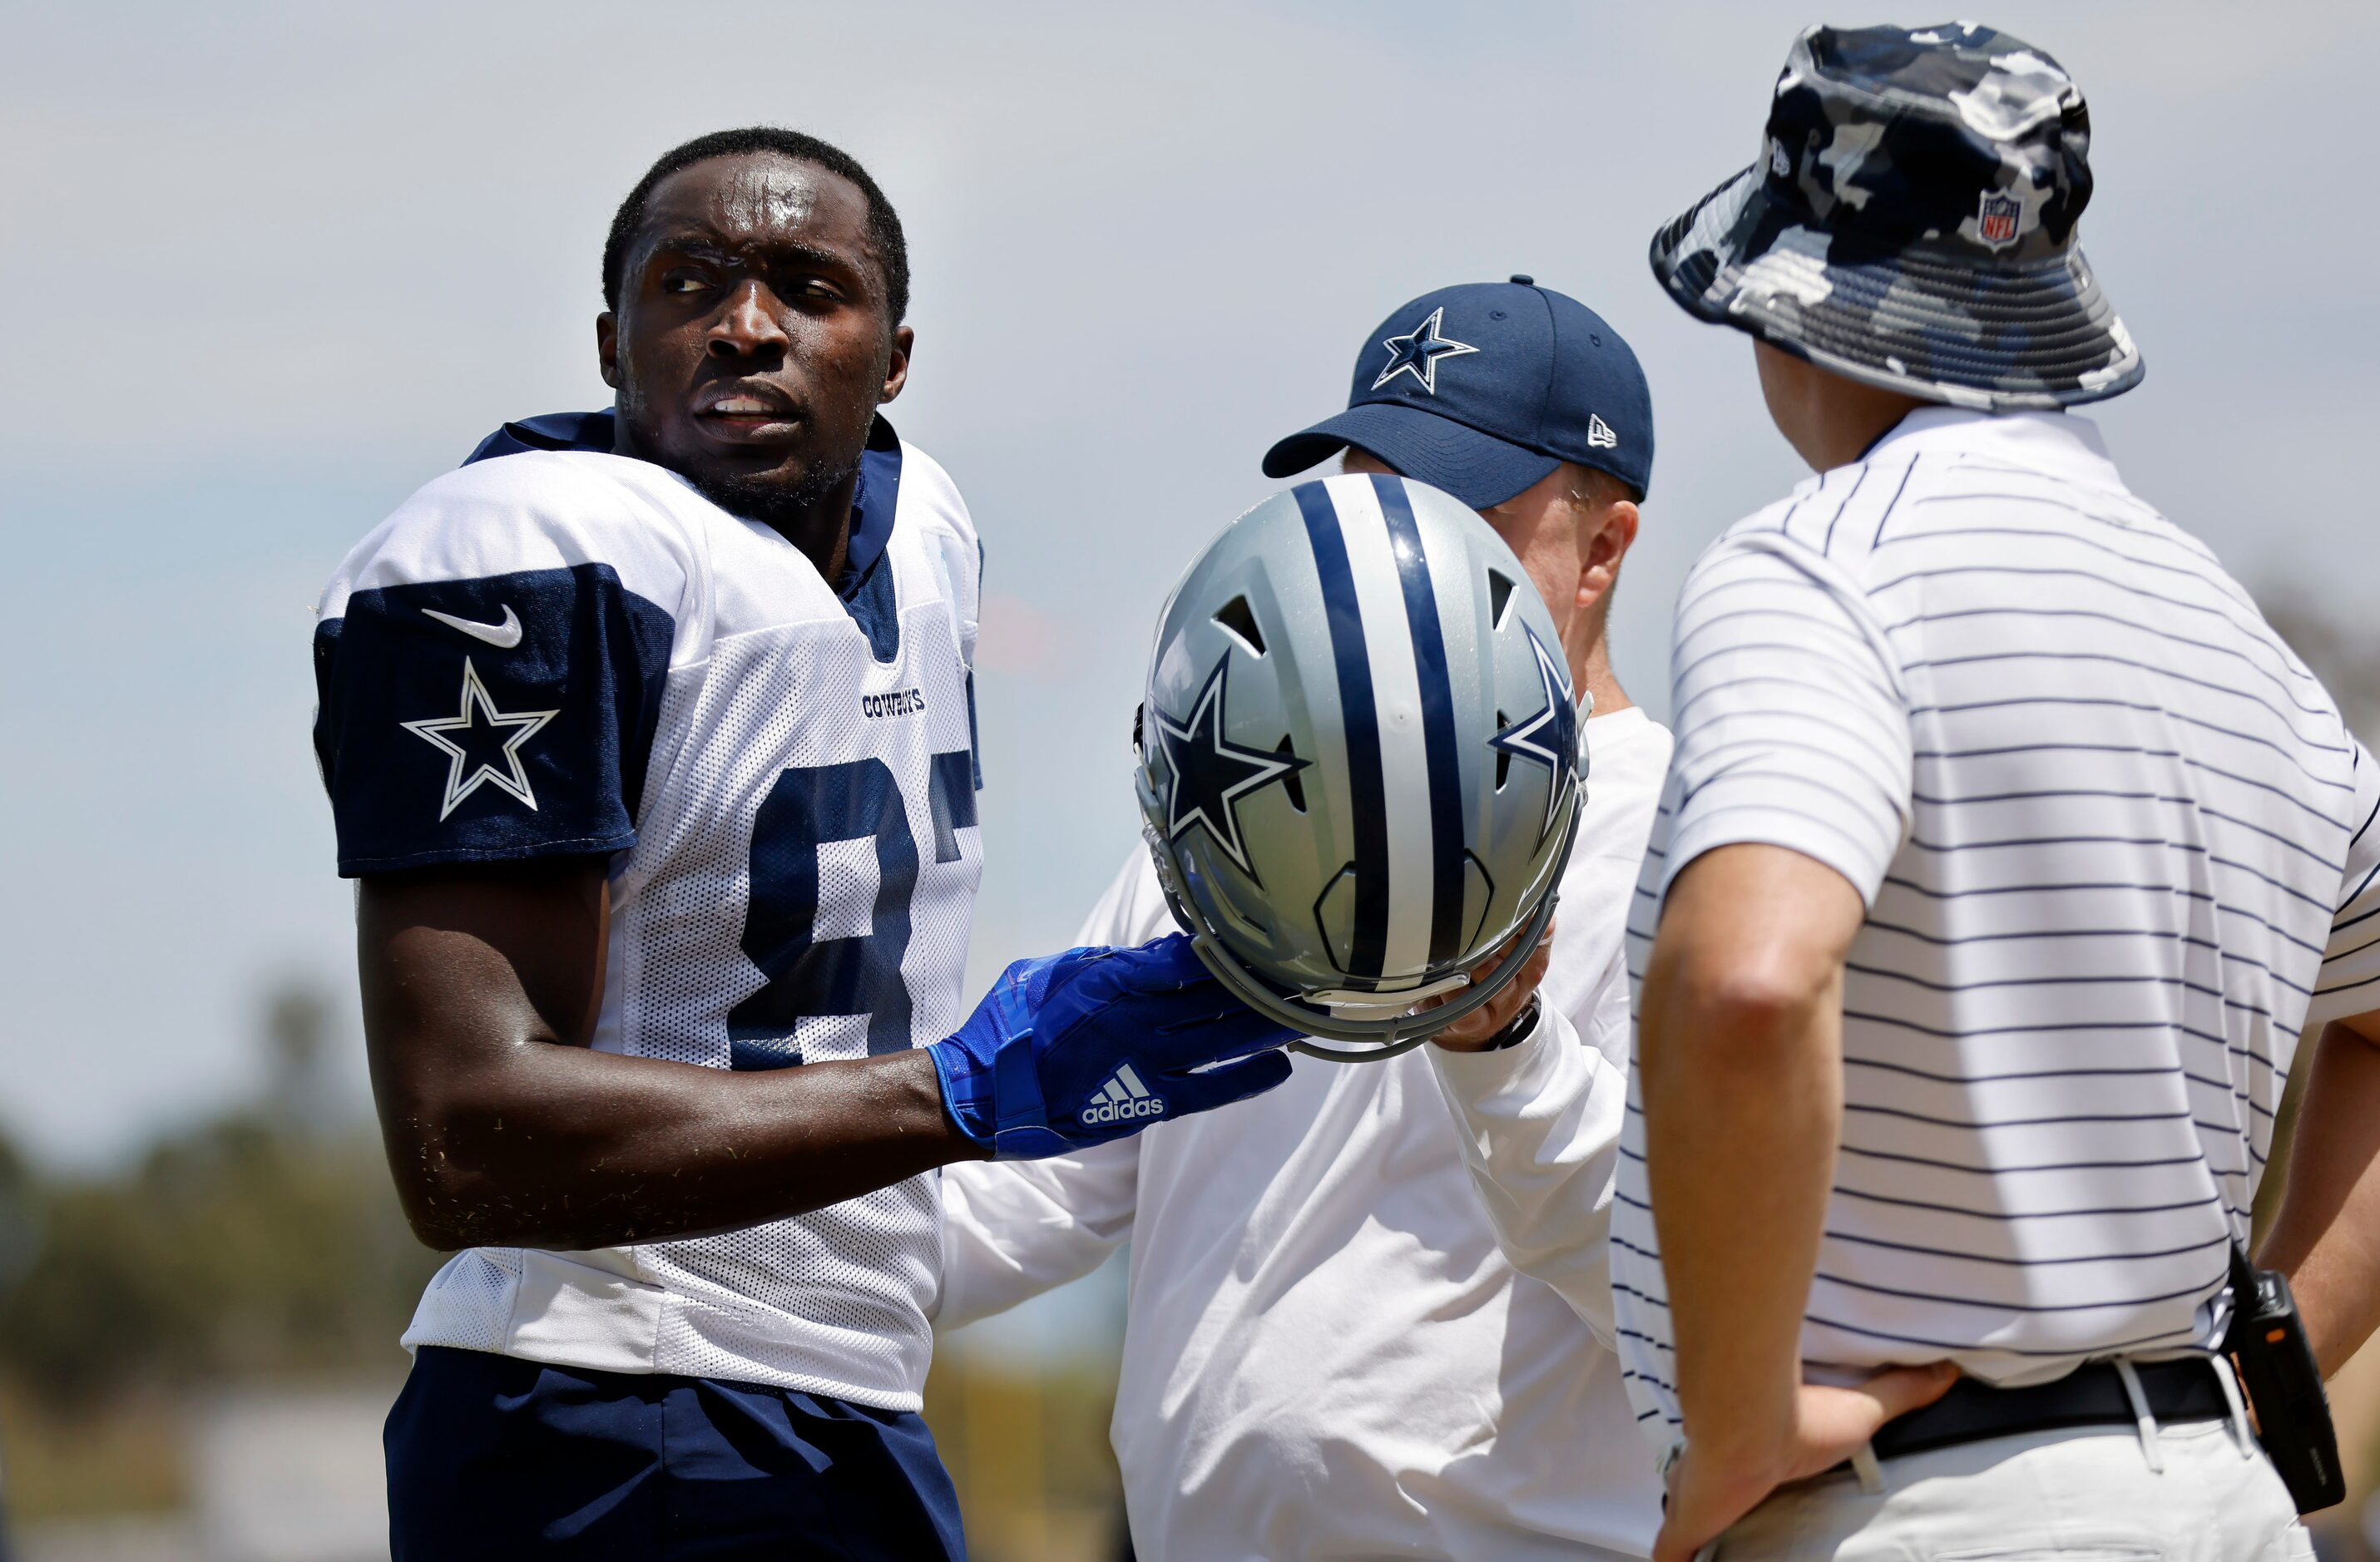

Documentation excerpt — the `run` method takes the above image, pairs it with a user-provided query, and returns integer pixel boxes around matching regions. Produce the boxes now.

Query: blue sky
[4,0,2375,1164]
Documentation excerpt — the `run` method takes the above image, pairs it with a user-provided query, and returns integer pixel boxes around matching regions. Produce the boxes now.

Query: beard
[689,449,862,538]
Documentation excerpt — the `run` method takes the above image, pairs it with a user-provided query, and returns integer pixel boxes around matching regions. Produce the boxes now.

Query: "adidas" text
[1080,1061,1165,1126]
[1081,1095,1165,1125]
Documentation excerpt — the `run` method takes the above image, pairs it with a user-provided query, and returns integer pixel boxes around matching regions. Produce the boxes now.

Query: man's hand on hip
[1653,1365,1957,1561]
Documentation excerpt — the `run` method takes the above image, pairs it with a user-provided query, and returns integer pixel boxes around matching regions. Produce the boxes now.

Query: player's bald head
[603,127,909,326]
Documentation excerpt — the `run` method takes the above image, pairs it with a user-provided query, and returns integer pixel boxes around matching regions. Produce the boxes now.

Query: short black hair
[601,126,909,325]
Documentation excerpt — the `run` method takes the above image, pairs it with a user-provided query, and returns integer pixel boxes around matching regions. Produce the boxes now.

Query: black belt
[1869,1359,2230,1462]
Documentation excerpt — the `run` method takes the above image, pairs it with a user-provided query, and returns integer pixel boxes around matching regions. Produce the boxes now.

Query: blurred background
[3,2,2377,1557]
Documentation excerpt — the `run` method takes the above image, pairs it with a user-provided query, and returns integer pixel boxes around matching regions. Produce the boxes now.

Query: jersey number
[728,753,974,1070]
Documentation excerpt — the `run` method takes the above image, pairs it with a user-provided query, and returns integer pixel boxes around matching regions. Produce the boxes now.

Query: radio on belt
[2225,1243,2347,1515]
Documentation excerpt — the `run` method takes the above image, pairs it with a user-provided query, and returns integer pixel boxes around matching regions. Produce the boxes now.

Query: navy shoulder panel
[314,561,672,876]
[463,411,617,466]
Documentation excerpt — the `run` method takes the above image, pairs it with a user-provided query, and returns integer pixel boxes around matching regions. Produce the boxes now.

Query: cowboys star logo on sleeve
[402,657,560,820]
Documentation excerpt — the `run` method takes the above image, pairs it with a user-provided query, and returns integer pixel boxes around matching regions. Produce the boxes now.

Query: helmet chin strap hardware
[1308,971,1471,1013]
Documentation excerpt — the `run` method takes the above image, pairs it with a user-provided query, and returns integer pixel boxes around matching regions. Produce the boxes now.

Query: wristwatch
[1479,993,1543,1052]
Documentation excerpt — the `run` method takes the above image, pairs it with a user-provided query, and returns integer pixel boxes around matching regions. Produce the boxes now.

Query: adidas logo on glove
[1079,1062,1166,1125]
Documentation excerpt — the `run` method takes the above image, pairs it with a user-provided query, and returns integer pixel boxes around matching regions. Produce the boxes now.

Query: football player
[311,128,1297,1560]
[938,279,1674,1559]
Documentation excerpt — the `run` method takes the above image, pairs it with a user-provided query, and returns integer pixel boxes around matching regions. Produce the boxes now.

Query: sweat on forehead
[645,155,850,240]
[601,126,911,323]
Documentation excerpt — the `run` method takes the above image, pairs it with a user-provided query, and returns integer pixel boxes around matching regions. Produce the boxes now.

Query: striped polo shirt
[1611,406,2380,1441]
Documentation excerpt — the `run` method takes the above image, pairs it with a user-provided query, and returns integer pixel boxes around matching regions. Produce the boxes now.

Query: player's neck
[754,475,858,586]
[613,422,860,584]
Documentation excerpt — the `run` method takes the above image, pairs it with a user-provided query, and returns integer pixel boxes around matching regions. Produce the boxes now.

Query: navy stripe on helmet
[1370,474,1467,967]
[1294,481,1388,979]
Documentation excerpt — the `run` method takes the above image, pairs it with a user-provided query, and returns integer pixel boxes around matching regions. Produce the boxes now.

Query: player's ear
[879,324,913,405]
[597,312,621,390]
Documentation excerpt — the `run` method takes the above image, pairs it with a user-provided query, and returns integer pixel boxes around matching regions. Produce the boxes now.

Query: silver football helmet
[1134,472,1586,1060]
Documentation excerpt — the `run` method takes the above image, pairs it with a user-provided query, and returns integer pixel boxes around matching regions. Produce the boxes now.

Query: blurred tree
[0,1115,433,1407]
[0,1130,37,1293]
[0,979,434,1411]
[262,980,341,1134]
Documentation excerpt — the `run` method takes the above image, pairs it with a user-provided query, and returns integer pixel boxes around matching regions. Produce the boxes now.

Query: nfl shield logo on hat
[1976,191,2021,251]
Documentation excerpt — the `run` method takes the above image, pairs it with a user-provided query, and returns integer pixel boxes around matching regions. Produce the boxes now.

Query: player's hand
[1428,920,1555,1053]
[928,933,1298,1160]
[1650,1366,1957,1561]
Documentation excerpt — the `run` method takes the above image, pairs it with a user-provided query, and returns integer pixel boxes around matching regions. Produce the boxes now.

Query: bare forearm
[1643,952,1843,1456]
[1640,845,1865,1465]
[2257,1016,2380,1376]
[359,866,980,1253]
[384,1042,973,1252]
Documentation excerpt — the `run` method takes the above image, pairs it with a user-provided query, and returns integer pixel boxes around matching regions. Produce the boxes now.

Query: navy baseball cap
[1264,278,1654,506]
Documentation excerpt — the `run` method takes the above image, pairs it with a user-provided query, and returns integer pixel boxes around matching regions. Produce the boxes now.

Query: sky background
[3,0,2376,1169]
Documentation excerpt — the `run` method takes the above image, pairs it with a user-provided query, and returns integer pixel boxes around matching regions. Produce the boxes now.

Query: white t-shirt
[1608,407,2380,1443]
[315,427,984,1408]
[938,708,1673,1561]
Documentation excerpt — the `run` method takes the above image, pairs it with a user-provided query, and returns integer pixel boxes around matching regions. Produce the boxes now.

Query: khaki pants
[1707,1418,2313,1560]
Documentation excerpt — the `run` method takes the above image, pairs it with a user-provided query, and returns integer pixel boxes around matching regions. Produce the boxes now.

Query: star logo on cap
[1372,306,1479,396]
[401,657,559,821]
[1151,655,1309,881]
[1488,625,1580,848]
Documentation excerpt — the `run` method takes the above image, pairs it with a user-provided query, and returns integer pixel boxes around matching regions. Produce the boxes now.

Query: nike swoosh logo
[422,605,523,649]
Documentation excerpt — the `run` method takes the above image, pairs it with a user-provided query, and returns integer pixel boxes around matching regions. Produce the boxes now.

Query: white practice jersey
[1613,408,2380,1441]
[313,417,983,1408]
[939,709,1675,1561]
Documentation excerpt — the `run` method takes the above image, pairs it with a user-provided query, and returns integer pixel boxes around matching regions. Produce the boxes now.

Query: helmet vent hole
[1213,595,1266,657]
[1275,736,1307,813]
[1492,714,1512,791]
[1487,570,1517,629]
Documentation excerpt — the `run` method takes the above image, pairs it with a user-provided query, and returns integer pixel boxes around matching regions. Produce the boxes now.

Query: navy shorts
[385,1346,965,1560]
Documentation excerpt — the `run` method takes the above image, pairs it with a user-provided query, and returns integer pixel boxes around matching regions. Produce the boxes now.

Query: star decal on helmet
[1487,625,1579,847]
[1372,305,1479,395]
[1151,655,1309,881]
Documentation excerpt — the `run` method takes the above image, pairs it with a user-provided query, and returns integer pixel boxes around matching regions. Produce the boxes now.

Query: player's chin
[684,452,845,526]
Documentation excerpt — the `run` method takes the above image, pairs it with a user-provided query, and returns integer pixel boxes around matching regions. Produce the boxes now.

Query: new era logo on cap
[1587,413,1617,449]
[1079,1061,1165,1125]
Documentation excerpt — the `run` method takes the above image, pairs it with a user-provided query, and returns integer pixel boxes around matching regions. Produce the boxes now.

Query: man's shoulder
[413,445,713,535]
[1680,492,1873,610]
[889,434,979,558]
[1708,447,1941,568]
[324,450,702,619]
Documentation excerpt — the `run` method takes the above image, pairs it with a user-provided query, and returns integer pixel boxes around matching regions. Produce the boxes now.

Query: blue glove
[929,933,1299,1159]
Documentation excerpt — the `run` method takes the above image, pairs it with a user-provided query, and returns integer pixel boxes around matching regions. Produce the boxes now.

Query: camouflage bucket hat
[1650,21,2141,410]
